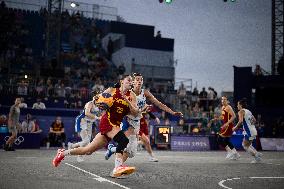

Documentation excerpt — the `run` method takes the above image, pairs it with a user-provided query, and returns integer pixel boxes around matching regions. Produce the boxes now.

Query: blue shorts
[121,117,130,132]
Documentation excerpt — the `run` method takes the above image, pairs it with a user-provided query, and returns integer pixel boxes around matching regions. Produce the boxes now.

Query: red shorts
[139,117,149,136]
[219,124,233,137]
[99,113,119,136]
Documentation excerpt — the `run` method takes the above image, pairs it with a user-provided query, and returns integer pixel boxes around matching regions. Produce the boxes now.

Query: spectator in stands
[156,31,162,38]
[19,97,27,108]
[35,79,45,97]
[118,63,126,76]
[192,87,199,103]
[255,114,265,137]
[92,79,104,92]
[21,114,35,133]
[254,64,263,76]
[214,103,222,117]
[32,98,46,109]
[30,117,42,133]
[207,114,222,134]
[208,87,215,106]
[177,82,187,100]
[46,78,54,97]
[17,80,28,96]
[178,118,189,134]
[197,121,206,135]
[107,36,114,60]
[200,112,209,134]
[199,87,208,110]
[192,102,201,118]
[1,1,6,9]
[0,114,7,126]
[47,116,66,148]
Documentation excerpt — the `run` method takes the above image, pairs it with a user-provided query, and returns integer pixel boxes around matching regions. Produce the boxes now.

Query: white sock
[225,146,232,153]
[63,150,71,156]
[115,158,123,168]
[248,145,257,156]
[231,148,238,154]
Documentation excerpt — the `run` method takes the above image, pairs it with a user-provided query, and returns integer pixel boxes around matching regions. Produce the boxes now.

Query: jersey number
[116,107,124,113]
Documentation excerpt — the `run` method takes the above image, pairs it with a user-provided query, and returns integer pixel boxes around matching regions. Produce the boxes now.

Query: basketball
[95,92,114,110]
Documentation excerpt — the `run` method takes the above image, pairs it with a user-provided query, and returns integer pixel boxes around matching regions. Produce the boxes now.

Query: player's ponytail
[238,98,247,108]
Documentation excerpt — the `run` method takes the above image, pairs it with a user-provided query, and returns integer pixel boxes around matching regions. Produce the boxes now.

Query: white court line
[65,163,131,189]
[218,177,284,189]
[250,177,284,179]
[218,178,240,189]
[263,162,281,166]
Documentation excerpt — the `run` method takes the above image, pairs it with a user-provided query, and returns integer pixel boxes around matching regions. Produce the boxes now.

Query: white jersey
[84,101,100,122]
[124,89,146,133]
[242,109,257,139]
[75,101,100,133]
[136,89,147,111]
[127,89,146,121]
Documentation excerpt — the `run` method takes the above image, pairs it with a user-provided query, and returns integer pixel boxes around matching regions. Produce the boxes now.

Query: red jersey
[99,88,130,134]
[219,106,234,137]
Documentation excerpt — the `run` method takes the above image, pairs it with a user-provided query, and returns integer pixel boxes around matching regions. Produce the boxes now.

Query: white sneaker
[255,152,263,158]
[77,155,84,162]
[230,153,240,160]
[46,142,50,149]
[68,142,73,150]
[149,157,158,162]
[251,152,262,163]
[225,152,232,159]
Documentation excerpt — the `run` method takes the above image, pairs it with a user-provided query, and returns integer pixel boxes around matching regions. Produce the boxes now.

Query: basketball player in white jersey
[233,98,262,163]
[67,95,101,162]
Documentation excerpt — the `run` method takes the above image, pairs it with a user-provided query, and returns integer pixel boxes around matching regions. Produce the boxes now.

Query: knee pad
[113,131,129,154]
[125,135,138,158]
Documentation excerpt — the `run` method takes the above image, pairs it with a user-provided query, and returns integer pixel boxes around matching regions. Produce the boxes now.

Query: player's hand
[173,112,183,117]
[145,104,152,112]
[155,117,160,124]
[232,126,237,131]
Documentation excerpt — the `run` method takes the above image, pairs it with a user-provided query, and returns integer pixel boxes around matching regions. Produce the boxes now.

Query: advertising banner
[260,138,284,151]
[171,136,210,151]
[0,133,41,149]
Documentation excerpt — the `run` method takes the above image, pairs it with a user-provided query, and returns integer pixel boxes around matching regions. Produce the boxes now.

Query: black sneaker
[3,143,9,151]
[7,146,15,151]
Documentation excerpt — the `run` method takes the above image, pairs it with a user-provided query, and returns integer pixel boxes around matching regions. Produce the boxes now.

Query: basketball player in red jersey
[106,73,183,164]
[52,75,139,177]
[218,96,240,160]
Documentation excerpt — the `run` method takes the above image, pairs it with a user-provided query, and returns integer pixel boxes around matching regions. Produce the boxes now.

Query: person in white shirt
[32,98,46,109]
[19,97,28,108]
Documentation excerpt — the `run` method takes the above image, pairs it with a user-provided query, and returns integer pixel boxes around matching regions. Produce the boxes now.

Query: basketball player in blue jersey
[67,95,101,162]
[233,98,262,163]
[105,73,183,164]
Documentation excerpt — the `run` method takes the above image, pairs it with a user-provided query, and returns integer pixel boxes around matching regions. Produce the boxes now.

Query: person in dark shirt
[47,116,66,148]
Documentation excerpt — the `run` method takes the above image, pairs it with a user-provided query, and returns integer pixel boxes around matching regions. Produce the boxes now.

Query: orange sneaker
[111,165,136,178]
[52,149,65,167]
